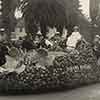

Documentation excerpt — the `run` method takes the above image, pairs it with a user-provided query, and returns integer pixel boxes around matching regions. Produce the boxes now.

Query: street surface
[0,84,100,100]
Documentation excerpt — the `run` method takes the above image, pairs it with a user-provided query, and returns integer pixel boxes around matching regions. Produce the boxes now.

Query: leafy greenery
[20,0,85,36]
[1,0,20,35]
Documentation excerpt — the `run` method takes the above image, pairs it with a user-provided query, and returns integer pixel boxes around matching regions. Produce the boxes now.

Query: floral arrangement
[0,40,99,94]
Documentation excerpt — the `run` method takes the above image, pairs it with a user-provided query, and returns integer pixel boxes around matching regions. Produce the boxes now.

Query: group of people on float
[12,25,100,65]
[18,25,82,52]
[0,25,82,72]
[0,25,100,72]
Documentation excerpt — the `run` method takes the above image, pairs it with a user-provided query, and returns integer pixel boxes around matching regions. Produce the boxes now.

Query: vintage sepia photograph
[0,0,100,100]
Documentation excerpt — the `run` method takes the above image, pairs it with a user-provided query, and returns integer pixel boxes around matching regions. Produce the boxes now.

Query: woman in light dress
[66,26,82,50]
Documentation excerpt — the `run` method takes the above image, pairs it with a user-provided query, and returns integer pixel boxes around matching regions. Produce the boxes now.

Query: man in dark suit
[0,42,8,66]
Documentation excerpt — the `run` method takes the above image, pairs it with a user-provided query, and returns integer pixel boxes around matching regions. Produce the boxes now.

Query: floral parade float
[0,39,99,94]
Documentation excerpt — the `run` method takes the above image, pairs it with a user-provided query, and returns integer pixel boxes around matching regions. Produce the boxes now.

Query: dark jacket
[22,39,34,51]
[0,43,8,66]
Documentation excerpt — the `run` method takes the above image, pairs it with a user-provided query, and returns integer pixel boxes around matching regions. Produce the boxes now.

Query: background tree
[0,0,20,39]
[20,0,67,38]
[20,0,92,42]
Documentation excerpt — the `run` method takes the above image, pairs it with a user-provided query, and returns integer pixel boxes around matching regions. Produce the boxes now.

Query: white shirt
[67,32,82,48]
[45,39,53,46]
[62,28,68,40]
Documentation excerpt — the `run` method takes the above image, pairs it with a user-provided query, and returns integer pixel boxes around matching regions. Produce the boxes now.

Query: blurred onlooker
[93,35,100,59]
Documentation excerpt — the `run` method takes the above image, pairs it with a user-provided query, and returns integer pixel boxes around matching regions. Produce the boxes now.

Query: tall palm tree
[20,0,68,37]
[20,0,92,42]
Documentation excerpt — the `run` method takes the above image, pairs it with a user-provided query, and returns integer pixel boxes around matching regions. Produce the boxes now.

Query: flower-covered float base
[0,40,99,94]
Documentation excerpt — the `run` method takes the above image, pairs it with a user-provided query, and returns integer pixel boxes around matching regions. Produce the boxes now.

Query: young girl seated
[0,47,26,74]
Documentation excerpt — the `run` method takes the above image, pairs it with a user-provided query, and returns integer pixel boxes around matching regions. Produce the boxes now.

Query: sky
[79,0,90,17]
[15,0,90,18]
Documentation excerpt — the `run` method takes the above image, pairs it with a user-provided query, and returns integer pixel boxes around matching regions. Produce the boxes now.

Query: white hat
[96,35,100,39]
[73,26,79,30]
[36,31,42,36]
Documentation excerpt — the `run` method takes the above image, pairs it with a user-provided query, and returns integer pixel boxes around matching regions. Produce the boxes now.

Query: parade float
[0,0,99,95]
[0,39,99,94]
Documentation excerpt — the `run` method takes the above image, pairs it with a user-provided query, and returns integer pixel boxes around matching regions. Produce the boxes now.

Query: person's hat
[0,28,5,32]
[55,31,60,35]
[36,31,42,36]
[8,47,19,57]
[96,35,100,39]
[73,26,79,30]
